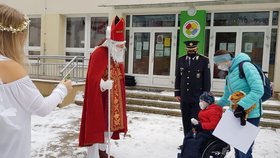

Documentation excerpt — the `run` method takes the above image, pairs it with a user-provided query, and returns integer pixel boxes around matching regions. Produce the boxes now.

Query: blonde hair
[0,4,29,65]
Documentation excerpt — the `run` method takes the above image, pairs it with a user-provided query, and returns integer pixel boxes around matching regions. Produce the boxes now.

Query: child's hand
[191,118,199,125]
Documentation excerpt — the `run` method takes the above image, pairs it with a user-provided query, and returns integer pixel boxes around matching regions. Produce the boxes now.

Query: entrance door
[131,30,176,87]
[211,29,268,92]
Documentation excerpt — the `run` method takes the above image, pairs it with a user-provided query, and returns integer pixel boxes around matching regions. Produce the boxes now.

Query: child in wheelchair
[178,92,224,158]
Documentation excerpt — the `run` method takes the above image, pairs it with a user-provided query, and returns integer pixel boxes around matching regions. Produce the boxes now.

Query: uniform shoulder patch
[199,54,209,59]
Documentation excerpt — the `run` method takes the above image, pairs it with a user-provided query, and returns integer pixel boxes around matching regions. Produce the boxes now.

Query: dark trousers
[180,131,213,158]
[234,117,260,158]
[180,101,200,136]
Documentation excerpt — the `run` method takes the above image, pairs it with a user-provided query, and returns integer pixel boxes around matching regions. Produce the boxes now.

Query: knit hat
[199,92,215,105]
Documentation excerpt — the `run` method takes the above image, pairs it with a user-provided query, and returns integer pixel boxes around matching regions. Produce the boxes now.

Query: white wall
[0,0,111,15]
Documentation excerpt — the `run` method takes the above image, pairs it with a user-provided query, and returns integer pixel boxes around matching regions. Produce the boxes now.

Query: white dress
[0,55,68,158]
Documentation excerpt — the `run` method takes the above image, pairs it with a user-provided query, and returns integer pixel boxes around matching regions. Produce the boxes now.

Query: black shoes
[99,150,114,158]
[178,145,183,150]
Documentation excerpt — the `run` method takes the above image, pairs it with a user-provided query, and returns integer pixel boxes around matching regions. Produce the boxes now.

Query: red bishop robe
[79,46,128,147]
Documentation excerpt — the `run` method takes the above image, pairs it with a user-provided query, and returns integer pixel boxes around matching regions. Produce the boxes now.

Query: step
[74,89,280,128]
[126,104,181,117]
[127,90,280,111]
[260,118,280,128]
[126,104,280,128]
[126,98,180,110]
[126,90,176,102]
[127,96,280,112]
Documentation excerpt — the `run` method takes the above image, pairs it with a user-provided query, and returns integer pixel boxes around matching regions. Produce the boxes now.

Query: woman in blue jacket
[213,50,264,158]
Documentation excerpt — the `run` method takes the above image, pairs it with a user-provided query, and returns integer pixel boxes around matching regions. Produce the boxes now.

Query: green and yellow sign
[179,10,206,57]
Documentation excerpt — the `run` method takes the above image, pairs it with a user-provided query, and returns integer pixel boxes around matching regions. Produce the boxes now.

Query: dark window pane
[28,51,40,60]
[176,29,180,59]
[273,11,279,25]
[178,14,181,27]
[125,30,129,73]
[269,29,277,81]
[65,52,84,62]
[153,32,171,75]
[204,29,210,57]
[241,32,264,68]
[66,17,85,48]
[90,17,108,48]
[29,18,41,47]
[132,14,175,27]
[206,13,211,26]
[214,12,269,26]
[133,32,150,74]
[126,15,130,27]
[213,32,236,79]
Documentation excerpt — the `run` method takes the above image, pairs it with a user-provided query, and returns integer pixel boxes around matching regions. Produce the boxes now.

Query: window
[126,15,130,27]
[272,11,279,25]
[204,29,210,57]
[125,30,130,73]
[65,52,84,62]
[269,29,277,81]
[90,17,108,48]
[132,14,176,27]
[66,17,85,48]
[214,12,269,26]
[26,17,41,57]
[206,13,211,26]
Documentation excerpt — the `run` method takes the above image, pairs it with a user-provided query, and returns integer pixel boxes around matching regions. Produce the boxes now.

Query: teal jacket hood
[229,52,251,72]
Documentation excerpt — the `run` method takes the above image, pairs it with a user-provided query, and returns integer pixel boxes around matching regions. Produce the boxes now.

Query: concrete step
[126,104,280,129]
[126,90,280,112]
[126,98,180,109]
[74,88,280,128]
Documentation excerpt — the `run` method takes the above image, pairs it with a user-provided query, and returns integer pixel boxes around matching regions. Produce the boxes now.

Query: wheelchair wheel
[201,139,230,158]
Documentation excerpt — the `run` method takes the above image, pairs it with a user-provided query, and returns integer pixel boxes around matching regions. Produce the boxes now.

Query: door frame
[129,28,177,87]
[210,27,270,92]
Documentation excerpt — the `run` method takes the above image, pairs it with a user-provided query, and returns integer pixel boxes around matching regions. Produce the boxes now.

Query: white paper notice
[213,110,260,154]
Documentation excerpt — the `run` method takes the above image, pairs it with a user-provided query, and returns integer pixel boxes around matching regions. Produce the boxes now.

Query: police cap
[184,41,199,49]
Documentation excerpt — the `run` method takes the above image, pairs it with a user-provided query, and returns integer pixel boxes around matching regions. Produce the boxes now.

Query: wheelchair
[178,132,232,158]
[201,137,231,158]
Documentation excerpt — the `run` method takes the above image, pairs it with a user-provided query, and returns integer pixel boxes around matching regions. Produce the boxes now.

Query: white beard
[110,44,125,63]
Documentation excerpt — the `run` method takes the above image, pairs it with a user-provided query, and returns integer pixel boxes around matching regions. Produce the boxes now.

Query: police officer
[175,40,211,137]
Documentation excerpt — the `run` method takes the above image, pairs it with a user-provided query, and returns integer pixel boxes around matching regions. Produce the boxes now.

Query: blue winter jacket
[217,52,264,118]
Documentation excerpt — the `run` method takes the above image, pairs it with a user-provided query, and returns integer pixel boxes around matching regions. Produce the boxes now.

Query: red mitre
[110,16,125,42]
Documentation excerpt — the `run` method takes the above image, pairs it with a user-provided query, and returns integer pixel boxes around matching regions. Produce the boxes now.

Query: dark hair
[214,50,234,58]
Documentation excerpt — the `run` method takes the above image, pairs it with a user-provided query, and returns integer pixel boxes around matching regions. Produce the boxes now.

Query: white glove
[191,118,199,125]
[100,79,113,92]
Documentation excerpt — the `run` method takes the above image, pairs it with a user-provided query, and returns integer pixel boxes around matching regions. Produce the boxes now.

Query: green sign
[179,10,206,57]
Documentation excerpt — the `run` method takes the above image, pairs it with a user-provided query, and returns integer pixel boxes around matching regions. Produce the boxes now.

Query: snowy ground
[31,104,280,158]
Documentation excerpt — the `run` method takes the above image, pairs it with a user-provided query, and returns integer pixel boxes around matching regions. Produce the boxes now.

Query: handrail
[26,55,87,82]
[60,56,77,75]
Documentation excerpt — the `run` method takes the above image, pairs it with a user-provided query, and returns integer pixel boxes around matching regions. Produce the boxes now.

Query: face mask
[217,64,229,71]
[199,101,208,110]
[187,52,197,58]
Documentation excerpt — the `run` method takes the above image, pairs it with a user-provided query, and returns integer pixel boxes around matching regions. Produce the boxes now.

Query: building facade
[2,0,280,93]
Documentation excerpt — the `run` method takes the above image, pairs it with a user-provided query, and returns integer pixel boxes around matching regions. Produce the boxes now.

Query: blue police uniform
[175,41,211,136]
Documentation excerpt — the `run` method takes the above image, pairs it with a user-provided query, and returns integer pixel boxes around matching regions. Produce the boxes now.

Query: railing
[26,55,87,82]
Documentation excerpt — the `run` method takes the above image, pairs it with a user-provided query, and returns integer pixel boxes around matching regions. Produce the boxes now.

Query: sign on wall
[179,10,206,57]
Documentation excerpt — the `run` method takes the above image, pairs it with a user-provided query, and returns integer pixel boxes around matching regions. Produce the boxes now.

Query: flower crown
[0,15,30,33]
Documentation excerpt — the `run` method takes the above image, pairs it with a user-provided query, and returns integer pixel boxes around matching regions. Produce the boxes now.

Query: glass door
[213,32,237,79]
[211,29,268,92]
[211,31,238,92]
[151,32,173,87]
[241,31,265,70]
[133,32,150,75]
[131,30,175,87]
